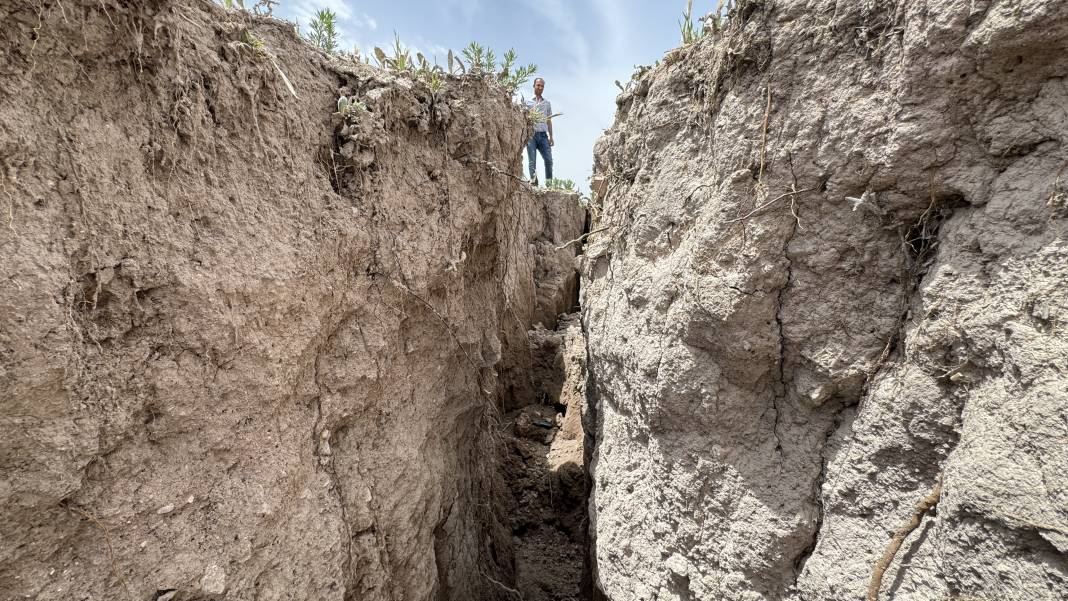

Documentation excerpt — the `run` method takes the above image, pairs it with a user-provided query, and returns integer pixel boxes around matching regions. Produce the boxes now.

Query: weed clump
[546,178,577,192]
[679,0,706,45]
[460,42,538,93]
[526,106,562,127]
[306,9,340,53]
[336,96,368,119]
[218,0,276,14]
[240,30,298,98]
[498,49,538,94]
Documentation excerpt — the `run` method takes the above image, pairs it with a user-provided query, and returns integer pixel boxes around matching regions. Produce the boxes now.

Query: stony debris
[199,565,227,596]
[501,313,591,601]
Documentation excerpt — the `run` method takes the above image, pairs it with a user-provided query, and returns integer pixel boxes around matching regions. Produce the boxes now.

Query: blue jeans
[527,132,552,181]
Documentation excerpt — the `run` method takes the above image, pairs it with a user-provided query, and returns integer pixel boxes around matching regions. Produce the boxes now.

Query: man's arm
[547,101,554,146]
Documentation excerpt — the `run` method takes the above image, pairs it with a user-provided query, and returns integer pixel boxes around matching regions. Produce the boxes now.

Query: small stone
[157,590,178,601]
[199,564,227,595]
[186,495,195,504]
[156,504,175,515]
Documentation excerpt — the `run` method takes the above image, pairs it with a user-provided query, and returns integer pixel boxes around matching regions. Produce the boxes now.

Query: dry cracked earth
[2,1,1067,601]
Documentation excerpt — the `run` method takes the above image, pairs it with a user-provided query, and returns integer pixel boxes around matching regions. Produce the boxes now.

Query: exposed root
[457,155,527,183]
[98,1,116,28]
[481,567,525,601]
[27,1,48,79]
[724,187,816,225]
[65,504,134,601]
[867,475,944,601]
[555,226,611,250]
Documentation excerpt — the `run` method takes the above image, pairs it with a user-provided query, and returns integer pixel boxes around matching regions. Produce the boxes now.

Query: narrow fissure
[498,311,593,601]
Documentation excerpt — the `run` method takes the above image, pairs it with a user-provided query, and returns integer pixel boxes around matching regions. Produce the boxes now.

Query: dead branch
[867,475,943,601]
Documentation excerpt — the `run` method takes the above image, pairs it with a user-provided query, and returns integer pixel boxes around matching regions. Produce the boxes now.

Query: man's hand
[549,137,555,147]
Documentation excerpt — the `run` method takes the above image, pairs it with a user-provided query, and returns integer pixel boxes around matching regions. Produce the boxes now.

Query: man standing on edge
[526,78,553,186]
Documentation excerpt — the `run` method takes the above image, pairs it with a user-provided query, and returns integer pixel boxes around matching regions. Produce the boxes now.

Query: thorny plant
[306,8,340,53]
[461,42,538,93]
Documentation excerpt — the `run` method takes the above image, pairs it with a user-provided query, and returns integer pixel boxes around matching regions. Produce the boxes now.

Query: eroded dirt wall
[584,1,1068,599]
[0,1,583,599]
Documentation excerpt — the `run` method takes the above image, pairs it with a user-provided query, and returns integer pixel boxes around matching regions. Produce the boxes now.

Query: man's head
[534,78,545,97]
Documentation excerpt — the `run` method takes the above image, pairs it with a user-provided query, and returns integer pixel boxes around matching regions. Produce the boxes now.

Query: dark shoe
[531,176,539,187]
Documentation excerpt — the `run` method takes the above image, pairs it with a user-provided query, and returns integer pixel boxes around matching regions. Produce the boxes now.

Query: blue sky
[275,0,693,193]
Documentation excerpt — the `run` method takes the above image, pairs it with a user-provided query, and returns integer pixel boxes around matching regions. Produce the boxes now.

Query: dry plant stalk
[758,86,772,183]
[867,475,944,601]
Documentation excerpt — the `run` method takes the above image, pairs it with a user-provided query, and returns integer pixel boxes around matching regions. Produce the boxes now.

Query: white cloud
[438,0,481,23]
[591,0,627,58]
[524,0,591,72]
[351,13,378,31]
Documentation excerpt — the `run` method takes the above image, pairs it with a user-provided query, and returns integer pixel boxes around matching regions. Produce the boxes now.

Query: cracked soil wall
[584,1,1068,599]
[0,1,584,599]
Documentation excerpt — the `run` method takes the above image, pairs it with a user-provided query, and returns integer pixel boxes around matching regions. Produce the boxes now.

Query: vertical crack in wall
[771,210,801,469]
[788,195,966,589]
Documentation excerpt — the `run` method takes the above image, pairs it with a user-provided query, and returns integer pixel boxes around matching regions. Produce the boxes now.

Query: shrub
[373,33,414,71]
[306,9,340,53]
[546,178,577,192]
[497,49,538,93]
[461,41,495,74]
